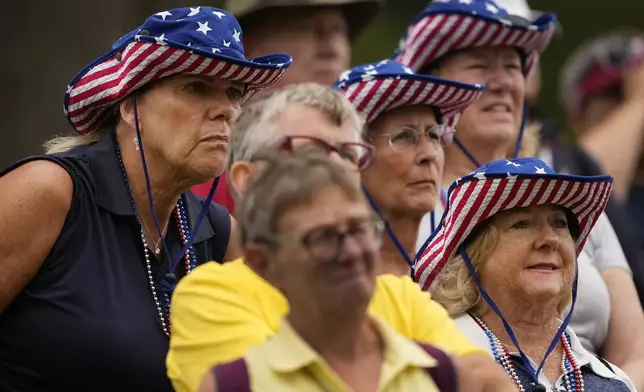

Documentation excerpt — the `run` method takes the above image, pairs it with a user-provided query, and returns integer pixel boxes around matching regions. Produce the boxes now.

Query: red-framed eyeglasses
[275,136,375,171]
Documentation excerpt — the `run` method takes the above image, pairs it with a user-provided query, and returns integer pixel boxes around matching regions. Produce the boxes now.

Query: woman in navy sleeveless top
[0,7,292,392]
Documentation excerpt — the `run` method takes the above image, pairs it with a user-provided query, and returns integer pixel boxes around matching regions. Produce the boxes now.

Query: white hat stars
[459,0,473,4]
[338,70,351,82]
[473,172,487,180]
[188,7,201,17]
[155,33,167,45]
[156,11,172,20]
[535,167,547,174]
[485,2,499,14]
[361,70,378,82]
[197,21,212,35]
[363,64,376,71]
[506,159,521,167]
[232,28,242,43]
[64,6,293,135]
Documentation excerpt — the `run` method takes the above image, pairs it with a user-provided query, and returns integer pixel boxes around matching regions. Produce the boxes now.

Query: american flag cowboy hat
[394,0,557,77]
[63,6,292,134]
[333,59,484,128]
[413,157,613,290]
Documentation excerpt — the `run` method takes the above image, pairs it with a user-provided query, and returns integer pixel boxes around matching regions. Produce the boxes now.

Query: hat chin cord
[131,96,220,282]
[361,185,416,268]
[454,102,529,169]
[459,244,578,391]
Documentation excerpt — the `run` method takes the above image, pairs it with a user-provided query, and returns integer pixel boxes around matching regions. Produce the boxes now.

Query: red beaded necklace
[470,313,584,392]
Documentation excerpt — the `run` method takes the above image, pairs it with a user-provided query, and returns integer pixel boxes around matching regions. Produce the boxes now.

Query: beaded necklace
[115,143,197,337]
[470,313,584,392]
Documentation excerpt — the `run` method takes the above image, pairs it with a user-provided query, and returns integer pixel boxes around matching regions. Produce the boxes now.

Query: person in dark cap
[192,0,384,206]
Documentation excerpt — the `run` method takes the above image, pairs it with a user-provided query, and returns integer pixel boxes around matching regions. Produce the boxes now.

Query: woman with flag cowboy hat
[334,59,484,276]
[415,157,636,391]
[0,7,291,392]
[392,0,556,248]
[397,1,644,383]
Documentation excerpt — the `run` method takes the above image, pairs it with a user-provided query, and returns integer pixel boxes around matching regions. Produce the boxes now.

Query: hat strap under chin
[454,102,529,169]
[458,244,578,387]
[132,97,220,272]
[362,185,414,267]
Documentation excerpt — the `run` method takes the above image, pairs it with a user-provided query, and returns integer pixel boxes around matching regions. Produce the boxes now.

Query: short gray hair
[237,150,364,246]
[226,83,364,171]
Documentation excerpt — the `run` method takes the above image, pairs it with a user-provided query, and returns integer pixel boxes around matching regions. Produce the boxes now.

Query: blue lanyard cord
[362,185,414,267]
[133,98,219,272]
[459,245,579,386]
[455,103,529,170]
[512,108,528,159]
[429,188,448,233]
[453,137,481,168]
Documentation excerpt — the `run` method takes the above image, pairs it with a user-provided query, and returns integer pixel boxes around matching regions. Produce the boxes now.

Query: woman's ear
[119,97,138,130]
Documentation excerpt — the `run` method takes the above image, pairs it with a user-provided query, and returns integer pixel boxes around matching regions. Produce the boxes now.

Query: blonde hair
[44,104,120,154]
[43,128,108,154]
[431,225,500,317]
[226,83,364,172]
[507,120,541,158]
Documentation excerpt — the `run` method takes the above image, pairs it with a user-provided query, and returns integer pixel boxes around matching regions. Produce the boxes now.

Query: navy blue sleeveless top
[0,132,231,392]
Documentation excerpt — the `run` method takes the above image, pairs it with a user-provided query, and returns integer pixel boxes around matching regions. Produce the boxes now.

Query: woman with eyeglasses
[334,59,483,276]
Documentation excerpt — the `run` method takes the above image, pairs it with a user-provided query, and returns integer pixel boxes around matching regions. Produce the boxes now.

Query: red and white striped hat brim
[413,158,613,291]
[334,60,484,127]
[395,11,556,77]
[64,41,290,134]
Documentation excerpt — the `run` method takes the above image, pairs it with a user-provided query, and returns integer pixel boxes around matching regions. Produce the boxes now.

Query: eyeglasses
[270,216,384,263]
[276,136,375,171]
[370,124,455,150]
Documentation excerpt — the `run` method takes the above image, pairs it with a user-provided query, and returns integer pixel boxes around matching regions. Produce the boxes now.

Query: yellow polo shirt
[168,259,481,392]
[230,316,440,391]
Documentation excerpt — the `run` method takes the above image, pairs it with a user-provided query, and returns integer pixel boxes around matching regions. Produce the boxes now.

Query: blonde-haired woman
[414,157,636,392]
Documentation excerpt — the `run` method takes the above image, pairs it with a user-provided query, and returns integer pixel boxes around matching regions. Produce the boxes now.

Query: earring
[133,136,140,151]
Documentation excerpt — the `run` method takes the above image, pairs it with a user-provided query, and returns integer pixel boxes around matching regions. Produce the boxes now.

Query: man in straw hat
[192,0,384,211]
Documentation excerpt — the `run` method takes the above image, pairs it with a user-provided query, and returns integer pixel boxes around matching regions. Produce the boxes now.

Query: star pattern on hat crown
[63,6,293,135]
[118,6,246,60]
[470,157,558,179]
[428,0,509,17]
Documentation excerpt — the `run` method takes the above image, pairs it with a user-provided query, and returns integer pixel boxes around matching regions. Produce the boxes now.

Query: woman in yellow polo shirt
[201,152,454,391]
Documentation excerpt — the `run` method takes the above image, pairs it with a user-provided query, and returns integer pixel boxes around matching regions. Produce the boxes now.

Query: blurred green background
[1,0,642,167]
